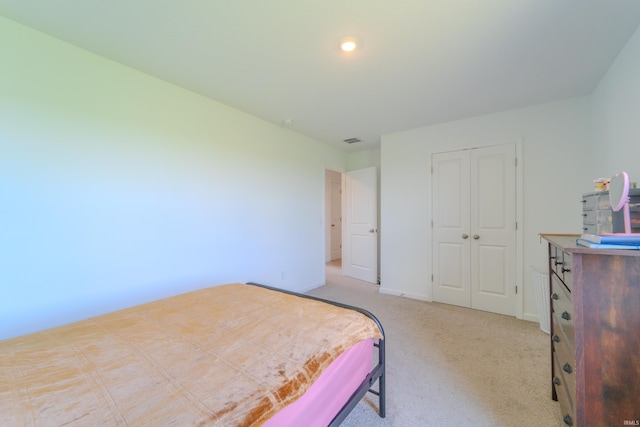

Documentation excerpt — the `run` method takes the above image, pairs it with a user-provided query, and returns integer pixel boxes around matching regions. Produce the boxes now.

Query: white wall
[380,24,640,324]
[347,147,381,172]
[380,97,592,319]
[376,26,640,322]
[0,17,346,339]
[590,26,640,181]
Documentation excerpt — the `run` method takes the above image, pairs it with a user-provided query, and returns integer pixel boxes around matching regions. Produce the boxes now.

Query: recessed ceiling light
[340,37,359,52]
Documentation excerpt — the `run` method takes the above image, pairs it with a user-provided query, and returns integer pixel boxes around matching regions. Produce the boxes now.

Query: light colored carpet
[306,260,563,427]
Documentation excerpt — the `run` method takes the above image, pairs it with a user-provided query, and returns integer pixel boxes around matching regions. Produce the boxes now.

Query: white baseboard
[379,287,431,302]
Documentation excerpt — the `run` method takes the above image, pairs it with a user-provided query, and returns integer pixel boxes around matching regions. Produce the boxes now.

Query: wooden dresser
[541,235,640,426]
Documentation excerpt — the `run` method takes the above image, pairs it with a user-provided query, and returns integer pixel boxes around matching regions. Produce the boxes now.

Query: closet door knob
[473,234,480,240]
[462,234,469,239]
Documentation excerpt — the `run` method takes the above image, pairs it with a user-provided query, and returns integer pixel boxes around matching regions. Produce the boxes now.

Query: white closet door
[432,144,516,316]
[470,144,516,316]
[432,151,471,307]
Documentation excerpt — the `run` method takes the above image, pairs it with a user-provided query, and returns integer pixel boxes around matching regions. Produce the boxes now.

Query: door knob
[369,228,376,233]
[462,234,469,239]
[473,234,480,240]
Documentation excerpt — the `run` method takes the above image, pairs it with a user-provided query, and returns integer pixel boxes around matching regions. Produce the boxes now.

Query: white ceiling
[2,1,640,152]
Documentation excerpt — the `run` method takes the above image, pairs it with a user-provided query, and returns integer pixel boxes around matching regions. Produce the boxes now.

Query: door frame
[431,140,524,319]
[514,139,523,319]
[324,167,380,284]
[324,169,343,263]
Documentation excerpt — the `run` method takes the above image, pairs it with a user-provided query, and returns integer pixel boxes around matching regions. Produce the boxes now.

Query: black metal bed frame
[246,282,386,426]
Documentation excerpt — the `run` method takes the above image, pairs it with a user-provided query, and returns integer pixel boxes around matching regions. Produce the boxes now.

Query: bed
[0,282,385,426]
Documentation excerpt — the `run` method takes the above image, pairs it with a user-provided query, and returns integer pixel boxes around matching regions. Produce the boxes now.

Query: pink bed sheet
[263,338,374,427]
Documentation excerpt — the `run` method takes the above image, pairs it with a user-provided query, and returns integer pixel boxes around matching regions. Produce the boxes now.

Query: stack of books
[576,234,640,249]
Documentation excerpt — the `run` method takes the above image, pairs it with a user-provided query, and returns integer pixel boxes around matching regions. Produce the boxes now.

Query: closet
[432,144,517,316]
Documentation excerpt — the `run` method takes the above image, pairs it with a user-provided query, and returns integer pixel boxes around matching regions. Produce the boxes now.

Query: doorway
[325,167,379,284]
[325,169,342,263]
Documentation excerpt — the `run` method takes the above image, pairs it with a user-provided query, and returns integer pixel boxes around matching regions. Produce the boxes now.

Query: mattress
[263,338,374,427]
[0,283,383,426]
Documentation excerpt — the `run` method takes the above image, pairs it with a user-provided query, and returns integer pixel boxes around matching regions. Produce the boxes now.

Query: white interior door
[432,151,471,307]
[432,144,516,316]
[470,145,516,316]
[343,167,378,283]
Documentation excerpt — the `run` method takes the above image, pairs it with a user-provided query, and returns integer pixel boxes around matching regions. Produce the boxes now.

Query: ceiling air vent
[343,138,361,144]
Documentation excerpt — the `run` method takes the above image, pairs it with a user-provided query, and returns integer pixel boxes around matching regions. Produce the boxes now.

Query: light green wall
[0,16,347,339]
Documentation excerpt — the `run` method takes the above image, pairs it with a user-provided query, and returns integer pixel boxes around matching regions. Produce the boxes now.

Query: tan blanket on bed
[0,283,382,427]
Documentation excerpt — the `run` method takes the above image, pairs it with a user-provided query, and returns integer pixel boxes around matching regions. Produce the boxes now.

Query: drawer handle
[563,363,572,374]
[563,414,573,426]
[553,376,561,385]
[552,334,560,343]
[561,311,571,321]
[551,293,559,300]
[550,256,557,260]
[555,260,564,266]
[562,267,571,273]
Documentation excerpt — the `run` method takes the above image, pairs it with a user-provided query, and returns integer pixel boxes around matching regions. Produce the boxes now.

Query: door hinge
[515,285,518,294]
[515,157,518,167]
[431,274,434,282]
[431,165,434,174]
[515,221,518,230]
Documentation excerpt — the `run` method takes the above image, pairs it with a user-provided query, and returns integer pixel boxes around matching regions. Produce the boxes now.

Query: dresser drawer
[582,194,595,210]
[550,249,573,289]
[550,246,563,277]
[561,252,573,290]
[582,192,610,210]
[552,314,575,362]
[552,316,576,402]
[553,351,575,426]
[582,209,596,224]
[551,274,574,348]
